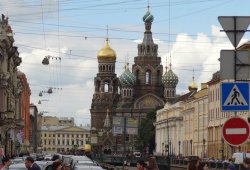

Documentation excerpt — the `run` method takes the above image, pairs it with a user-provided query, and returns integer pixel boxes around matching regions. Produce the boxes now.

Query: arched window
[145,70,151,85]
[136,70,140,84]
[157,70,161,84]
[96,80,101,92]
[104,82,109,92]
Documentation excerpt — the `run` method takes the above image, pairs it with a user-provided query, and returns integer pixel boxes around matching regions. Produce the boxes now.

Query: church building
[90,7,179,154]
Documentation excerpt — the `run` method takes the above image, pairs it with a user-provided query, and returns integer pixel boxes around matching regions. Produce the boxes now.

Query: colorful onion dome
[162,69,179,88]
[97,39,116,60]
[143,10,154,23]
[119,63,136,86]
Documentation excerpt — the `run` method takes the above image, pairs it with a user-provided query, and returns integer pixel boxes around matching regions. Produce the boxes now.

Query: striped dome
[143,11,154,23]
[162,69,179,88]
[119,66,136,87]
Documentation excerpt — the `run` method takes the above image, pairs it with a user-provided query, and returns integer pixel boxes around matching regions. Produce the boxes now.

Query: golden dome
[97,39,116,60]
[188,79,198,91]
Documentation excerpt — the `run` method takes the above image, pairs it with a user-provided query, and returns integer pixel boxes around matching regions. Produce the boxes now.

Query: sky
[1,0,250,126]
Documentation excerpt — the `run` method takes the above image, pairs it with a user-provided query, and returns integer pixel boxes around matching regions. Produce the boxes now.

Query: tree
[136,109,156,155]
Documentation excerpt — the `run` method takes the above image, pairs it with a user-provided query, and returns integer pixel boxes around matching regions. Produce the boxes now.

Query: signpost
[222,117,250,146]
[218,16,250,81]
[221,82,249,111]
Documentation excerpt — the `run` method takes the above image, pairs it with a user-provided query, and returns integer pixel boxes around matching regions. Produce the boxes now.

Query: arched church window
[136,70,140,84]
[167,90,169,97]
[172,90,175,97]
[145,70,151,85]
[96,80,100,92]
[104,82,109,92]
[109,65,111,71]
[147,45,150,53]
[157,70,160,85]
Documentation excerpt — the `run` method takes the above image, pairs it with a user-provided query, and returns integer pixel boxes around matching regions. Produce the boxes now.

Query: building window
[45,134,47,137]
[53,134,55,137]
[145,70,151,85]
[157,70,160,84]
[104,82,109,92]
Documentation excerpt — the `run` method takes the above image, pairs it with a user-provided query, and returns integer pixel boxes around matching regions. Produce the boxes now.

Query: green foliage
[136,109,156,153]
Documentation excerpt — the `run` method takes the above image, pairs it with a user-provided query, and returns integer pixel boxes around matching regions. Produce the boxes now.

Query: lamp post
[178,141,181,157]
[162,142,164,156]
[190,140,193,155]
[203,139,206,158]
[221,138,224,160]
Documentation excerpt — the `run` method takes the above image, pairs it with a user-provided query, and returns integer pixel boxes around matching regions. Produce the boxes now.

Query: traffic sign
[218,16,250,47]
[222,117,250,146]
[220,50,249,80]
[221,82,249,111]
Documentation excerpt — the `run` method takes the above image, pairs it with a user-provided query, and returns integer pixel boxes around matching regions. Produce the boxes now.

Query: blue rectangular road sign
[221,82,249,112]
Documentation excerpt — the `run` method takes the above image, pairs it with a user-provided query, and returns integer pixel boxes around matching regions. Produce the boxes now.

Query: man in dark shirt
[24,157,41,170]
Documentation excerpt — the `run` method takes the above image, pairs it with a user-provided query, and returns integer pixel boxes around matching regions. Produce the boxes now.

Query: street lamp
[42,55,61,65]
[190,140,193,155]
[38,99,49,104]
[203,139,206,158]
[162,142,164,156]
[178,141,181,157]
[39,88,53,96]
[221,138,224,160]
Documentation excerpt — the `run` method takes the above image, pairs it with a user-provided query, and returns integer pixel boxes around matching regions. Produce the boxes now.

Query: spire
[188,68,198,91]
[104,109,111,128]
[106,25,109,41]
[169,55,172,70]
[124,55,129,71]
[165,55,168,71]
[147,0,150,11]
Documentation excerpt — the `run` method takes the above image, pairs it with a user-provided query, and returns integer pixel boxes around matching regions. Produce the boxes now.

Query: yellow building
[41,125,90,153]
[192,83,208,157]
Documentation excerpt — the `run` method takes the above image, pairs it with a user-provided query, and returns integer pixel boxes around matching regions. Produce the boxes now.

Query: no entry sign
[222,117,250,146]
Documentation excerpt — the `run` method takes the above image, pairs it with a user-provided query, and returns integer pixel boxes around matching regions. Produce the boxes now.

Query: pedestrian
[52,161,62,170]
[187,158,200,170]
[240,157,250,170]
[146,156,159,170]
[137,160,146,170]
[198,162,209,170]
[24,156,41,170]
[1,157,11,170]
[227,158,236,170]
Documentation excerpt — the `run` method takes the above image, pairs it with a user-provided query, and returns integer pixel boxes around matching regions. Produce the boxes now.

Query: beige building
[42,116,75,126]
[192,83,208,157]
[155,101,184,156]
[155,80,209,157]
[41,125,90,153]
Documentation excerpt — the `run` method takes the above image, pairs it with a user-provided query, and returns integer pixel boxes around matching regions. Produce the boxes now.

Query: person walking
[146,156,159,170]
[187,158,200,170]
[227,158,236,170]
[1,157,11,170]
[24,156,41,170]
[240,157,250,170]
[52,161,62,170]
[137,160,146,170]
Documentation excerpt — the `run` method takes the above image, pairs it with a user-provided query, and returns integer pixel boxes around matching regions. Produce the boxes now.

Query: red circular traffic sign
[222,117,250,146]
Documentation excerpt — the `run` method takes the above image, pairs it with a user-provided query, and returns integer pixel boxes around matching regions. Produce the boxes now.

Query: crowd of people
[186,157,250,170]
[1,155,70,170]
